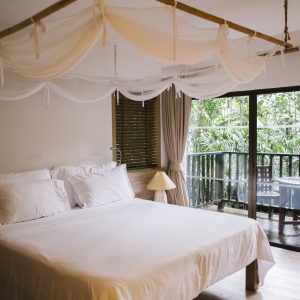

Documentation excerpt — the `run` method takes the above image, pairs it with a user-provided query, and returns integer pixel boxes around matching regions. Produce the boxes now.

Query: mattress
[0,198,275,300]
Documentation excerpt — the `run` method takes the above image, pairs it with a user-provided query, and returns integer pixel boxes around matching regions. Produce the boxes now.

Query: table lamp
[147,170,176,203]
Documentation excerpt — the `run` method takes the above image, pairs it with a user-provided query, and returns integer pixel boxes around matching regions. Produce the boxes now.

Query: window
[113,93,160,169]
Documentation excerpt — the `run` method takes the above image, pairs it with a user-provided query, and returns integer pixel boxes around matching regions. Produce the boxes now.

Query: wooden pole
[246,92,259,291]
[0,0,294,50]
[156,0,293,48]
[0,0,77,39]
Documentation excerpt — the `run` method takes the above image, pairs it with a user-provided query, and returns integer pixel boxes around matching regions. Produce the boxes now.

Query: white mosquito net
[0,0,279,103]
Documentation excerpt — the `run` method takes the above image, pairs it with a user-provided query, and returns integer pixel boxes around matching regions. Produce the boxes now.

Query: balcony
[186,151,300,249]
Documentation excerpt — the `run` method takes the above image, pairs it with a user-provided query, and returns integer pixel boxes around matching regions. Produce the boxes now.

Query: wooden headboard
[128,168,156,200]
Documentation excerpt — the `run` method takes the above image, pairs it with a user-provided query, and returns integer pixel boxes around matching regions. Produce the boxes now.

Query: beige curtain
[162,86,192,206]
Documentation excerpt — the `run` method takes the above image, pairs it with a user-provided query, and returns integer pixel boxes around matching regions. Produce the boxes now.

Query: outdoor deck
[187,151,300,249]
[203,205,300,249]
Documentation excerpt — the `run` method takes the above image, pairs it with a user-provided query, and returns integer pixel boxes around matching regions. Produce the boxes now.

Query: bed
[0,197,274,300]
[0,164,275,300]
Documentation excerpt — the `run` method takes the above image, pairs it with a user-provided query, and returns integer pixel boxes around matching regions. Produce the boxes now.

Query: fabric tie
[217,23,229,49]
[95,0,108,47]
[169,161,182,172]
[280,49,286,68]
[29,18,46,59]
[214,23,229,70]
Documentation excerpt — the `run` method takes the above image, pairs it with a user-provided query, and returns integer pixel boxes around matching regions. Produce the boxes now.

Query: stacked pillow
[0,162,135,225]
[50,161,117,207]
[0,169,70,224]
[67,164,135,208]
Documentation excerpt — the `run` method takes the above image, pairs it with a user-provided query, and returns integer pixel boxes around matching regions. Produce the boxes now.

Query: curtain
[162,86,192,206]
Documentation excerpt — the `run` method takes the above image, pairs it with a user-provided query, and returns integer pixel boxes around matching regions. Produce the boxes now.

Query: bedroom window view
[186,91,300,250]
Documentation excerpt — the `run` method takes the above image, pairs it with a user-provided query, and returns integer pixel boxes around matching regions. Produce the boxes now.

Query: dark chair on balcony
[237,166,280,219]
[278,177,300,232]
[256,166,280,219]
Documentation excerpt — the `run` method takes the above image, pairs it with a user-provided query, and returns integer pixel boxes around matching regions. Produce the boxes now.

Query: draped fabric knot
[29,18,46,59]
[214,23,229,70]
[280,48,286,68]
[169,161,182,172]
[247,31,257,45]
[217,23,229,48]
[94,0,108,47]
[175,85,181,99]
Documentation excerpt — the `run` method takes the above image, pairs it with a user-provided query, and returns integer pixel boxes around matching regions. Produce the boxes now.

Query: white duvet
[0,199,274,300]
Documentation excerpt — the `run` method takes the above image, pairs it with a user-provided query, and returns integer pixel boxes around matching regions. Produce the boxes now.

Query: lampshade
[147,171,176,191]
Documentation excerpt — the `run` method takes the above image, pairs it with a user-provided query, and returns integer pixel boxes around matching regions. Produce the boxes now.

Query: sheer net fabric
[0,1,275,102]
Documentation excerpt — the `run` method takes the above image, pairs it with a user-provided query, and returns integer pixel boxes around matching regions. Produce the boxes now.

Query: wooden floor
[257,215,300,249]
[195,247,300,300]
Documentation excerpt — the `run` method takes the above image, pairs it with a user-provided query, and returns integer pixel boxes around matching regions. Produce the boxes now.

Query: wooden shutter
[114,93,160,169]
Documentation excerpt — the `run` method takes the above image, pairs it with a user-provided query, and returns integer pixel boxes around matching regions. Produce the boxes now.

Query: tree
[188,92,300,155]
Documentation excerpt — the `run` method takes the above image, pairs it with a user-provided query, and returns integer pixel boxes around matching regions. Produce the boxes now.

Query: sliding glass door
[186,87,300,251]
[256,90,300,250]
[186,96,250,213]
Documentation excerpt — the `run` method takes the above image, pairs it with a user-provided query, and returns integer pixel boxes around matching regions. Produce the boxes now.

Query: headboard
[128,168,156,200]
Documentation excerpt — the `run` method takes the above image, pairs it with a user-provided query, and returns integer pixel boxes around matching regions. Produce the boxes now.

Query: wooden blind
[114,94,160,169]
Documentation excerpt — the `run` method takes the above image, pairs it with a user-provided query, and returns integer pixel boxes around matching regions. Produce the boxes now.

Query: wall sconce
[110,147,122,166]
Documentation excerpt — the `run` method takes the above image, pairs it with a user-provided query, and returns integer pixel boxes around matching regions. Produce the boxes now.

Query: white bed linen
[0,199,274,300]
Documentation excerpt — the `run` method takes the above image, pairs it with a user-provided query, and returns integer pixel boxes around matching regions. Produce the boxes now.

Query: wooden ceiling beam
[0,0,77,39]
[156,0,293,48]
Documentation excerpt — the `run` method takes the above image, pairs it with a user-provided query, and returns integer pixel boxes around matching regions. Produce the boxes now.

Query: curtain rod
[155,0,293,49]
[0,0,294,50]
[0,0,77,39]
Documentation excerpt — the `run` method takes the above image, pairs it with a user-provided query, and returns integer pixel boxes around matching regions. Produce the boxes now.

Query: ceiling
[0,0,300,44]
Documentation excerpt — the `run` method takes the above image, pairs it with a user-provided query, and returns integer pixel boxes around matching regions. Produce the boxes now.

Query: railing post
[187,155,191,205]
[206,154,210,203]
[192,155,196,205]
[196,155,201,206]
[228,153,232,202]
[270,154,274,179]
[289,156,293,176]
[216,153,225,209]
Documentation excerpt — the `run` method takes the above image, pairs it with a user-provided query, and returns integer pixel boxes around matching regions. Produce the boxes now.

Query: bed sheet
[0,199,274,300]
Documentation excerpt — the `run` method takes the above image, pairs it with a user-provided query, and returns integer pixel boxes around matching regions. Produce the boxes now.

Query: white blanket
[0,199,274,300]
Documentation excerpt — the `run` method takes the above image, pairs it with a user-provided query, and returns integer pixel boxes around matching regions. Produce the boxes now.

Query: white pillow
[0,179,70,224]
[68,164,134,207]
[0,168,51,184]
[51,161,117,207]
[94,164,135,198]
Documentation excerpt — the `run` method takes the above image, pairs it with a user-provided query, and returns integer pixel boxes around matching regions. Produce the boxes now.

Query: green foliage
[188,92,300,154]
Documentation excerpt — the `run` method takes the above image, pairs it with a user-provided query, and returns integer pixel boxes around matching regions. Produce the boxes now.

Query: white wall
[0,92,112,173]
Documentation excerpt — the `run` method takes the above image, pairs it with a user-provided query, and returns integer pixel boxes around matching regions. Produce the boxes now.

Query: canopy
[0,0,278,103]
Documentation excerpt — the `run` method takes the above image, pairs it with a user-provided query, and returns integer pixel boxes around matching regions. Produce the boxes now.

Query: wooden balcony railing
[186,151,300,207]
